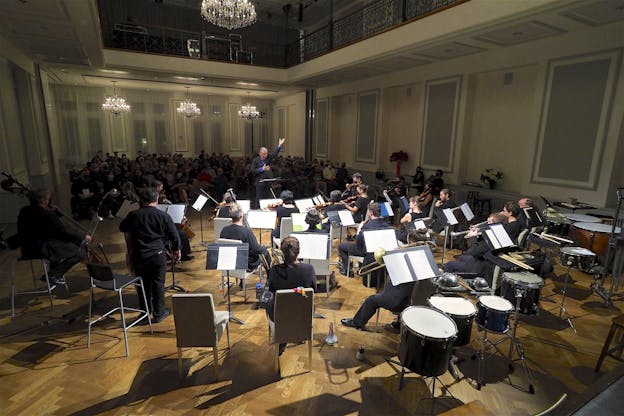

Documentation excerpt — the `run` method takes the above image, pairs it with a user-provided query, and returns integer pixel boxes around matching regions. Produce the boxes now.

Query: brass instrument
[358,248,387,275]
[269,248,285,266]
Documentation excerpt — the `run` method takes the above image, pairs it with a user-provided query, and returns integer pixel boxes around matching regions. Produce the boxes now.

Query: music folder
[524,207,543,228]
[206,242,249,271]
[191,194,208,212]
[482,223,516,253]
[383,245,438,285]
[399,196,409,213]
[380,202,394,218]
[157,203,185,224]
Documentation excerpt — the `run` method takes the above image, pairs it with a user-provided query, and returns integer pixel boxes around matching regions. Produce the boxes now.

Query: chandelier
[102,81,130,116]
[201,0,257,30]
[238,102,260,120]
[177,87,201,118]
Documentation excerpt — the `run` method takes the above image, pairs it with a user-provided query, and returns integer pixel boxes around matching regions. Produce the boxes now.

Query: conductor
[250,138,285,207]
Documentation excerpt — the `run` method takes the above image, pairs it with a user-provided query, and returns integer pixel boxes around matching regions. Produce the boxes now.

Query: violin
[341,195,358,205]
[314,202,334,210]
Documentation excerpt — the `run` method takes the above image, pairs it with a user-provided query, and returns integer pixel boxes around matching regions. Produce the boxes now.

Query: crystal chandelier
[102,81,130,116]
[201,0,257,30]
[238,102,260,120]
[177,87,201,118]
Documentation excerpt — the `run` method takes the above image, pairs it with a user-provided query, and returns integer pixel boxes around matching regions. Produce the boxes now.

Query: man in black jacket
[18,189,90,284]
[120,187,180,323]
[250,138,285,207]
[219,203,268,271]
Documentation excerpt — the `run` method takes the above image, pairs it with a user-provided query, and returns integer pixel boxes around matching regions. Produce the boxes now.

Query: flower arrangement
[481,168,503,189]
[390,151,408,175]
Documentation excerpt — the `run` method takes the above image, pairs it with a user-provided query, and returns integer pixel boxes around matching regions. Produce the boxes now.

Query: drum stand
[549,263,576,334]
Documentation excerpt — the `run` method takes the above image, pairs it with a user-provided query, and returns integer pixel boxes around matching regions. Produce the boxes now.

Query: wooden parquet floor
[1,215,623,415]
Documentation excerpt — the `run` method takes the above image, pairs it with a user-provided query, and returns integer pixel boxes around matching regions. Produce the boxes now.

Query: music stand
[191,192,210,246]
[246,209,277,246]
[362,229,399,289]
[259,178,281,199]
[440,208,460,266]
[159,203,188,293]
[207,242,249,324]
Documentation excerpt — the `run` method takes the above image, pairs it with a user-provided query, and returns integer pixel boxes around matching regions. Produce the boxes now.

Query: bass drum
[427,295,476,346]
[399,306,457,377]
[570,222,620,256]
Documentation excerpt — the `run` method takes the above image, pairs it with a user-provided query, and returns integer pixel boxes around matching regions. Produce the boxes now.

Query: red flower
[390,151,408,162]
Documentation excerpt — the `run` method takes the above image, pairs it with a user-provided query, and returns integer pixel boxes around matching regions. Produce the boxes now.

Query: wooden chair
[172,293,230,379]
[86,263,152,357]
[595,314,624,372]
[270,288,314,373]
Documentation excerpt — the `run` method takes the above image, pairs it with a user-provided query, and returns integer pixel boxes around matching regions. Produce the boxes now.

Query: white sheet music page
[246,210,277,229]
[443,208,459,225]
[259,198,282,210]
[312,195,322,205]
[460,203,475,221]
[363,229,398,253]
[217,246,237,270]
[383,252,414,286]
[405,250,437,280]
[414,220,427,230]
[491,223,513,247]
[484,229,502,249]
[156,204,168,212]
[294,198,315,212]
[291,233,328,260]
[338,210,355,226]
[192,195,208,212]
[237,200,251,213]
[166,204,186,224]
[291,213,309,232]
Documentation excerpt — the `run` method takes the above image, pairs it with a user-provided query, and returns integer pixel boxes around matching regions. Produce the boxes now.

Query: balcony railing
[101,0,464,68]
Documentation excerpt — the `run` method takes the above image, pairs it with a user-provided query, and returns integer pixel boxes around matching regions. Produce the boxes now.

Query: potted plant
[480,168,503,189]
[389,151,409,176]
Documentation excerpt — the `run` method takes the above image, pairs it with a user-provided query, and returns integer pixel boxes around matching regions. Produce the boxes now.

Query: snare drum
[500,272,544,315]
[399,306,457,377]
[476,296,514,333]
[560,246,596,271]
[428,295,477,346]
[570,222,621,256]
[545,216,572,236]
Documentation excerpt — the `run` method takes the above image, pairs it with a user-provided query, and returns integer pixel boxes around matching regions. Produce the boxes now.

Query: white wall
[274,92,306,157]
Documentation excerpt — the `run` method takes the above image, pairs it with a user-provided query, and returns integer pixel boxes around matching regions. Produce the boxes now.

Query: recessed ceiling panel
[474,21,566,46]
[562,0,624,26]
[415,42,485,60]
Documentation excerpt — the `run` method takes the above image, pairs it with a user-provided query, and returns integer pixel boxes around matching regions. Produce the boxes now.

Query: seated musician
[266,236,316,355]
[271,190,299,239]
[154,180,193,261]
[337,202,388,277]
[304,208,326,233]
[517,197,534,229]
[341,184,370,224]
[220,203,268,272]
[417,181,434,213]
[18,189,91,285]
[341,230,428,331]
[216,193,235,218]
[431,188,456,233]
[341,172,363,201]
[442,212,506,276]
[501,201,522,243]
[396,197,426,244]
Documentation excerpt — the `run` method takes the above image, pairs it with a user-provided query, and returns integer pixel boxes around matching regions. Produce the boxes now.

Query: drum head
[561,246,595,257]
[428,296,476,318]
[401,306,457,341]
[503,272,544,287]
[574,222,621,234]
[564,213,601,223]
[478,295,514,312]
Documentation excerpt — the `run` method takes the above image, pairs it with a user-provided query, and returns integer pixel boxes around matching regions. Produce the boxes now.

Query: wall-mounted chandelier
[102,81,130,116]
[177,87,201,118]
[201,0,257,30]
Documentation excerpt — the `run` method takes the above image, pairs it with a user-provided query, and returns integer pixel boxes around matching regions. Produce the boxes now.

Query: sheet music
[167,204,186,224]
[485,229,502,249]
[405,250,437,280]
[217,246,237,270]
[192,194,208,212]
[259,198,282,210]
[246,210,277,229]
[294,198,315,212]
[459,203,475,222]
[235,199,250,213]
[443,208,459,225]
[312,195,322,205]
[338,210,355,226]
[380,202,394,217]
[116,199,139,218]
[363,229,398,253]
[491,223,513,247]
[316,194,326,203]
[291,233,328,260]
[291,213,309,232]
[414,220,427,230]
[383,252,414,286]
[156,204,168,212]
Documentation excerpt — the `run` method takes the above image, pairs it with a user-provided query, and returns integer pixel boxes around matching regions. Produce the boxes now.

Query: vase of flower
[390,151,409,177]
[481,169,503,190]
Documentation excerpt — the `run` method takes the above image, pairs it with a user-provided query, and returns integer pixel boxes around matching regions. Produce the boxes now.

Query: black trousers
[43,240,85,278]
[338,241,364,272]
[133,252,167,318]
[353,283,413,327]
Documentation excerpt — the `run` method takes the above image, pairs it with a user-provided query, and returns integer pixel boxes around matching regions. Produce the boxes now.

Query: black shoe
[341,318,362,329]
[180,255,194,262]
[40,275,65,285]
[153,308,171,323]
[384,323,400,334]
[278,343,287,356]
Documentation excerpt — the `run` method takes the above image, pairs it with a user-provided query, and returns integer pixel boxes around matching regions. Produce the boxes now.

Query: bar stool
[11,255,68,317]
[595,314,624,372]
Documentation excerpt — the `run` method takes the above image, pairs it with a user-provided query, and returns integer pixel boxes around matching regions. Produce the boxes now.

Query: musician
[271,190,299,239]
[431,189,456,233]
[250,138,286,207]
[17,189,91,285]
[442,212,506,275]
[323,190,343,214]
[417,182,434,212]
[501,201,522,243]
[119,187,181,323]
[304,208,325,233]
[517,197,534,229]
[70,168,98,220]
[341,230,429,331]
[337,202,389,277]
[341,184,370,224]
[396,196,426,243]
[220,203,268,272]
[412,166,425,194]
[153,180,193,261]
[341,172,363,201]
[266,236,316,354]
[216,193,235,218]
